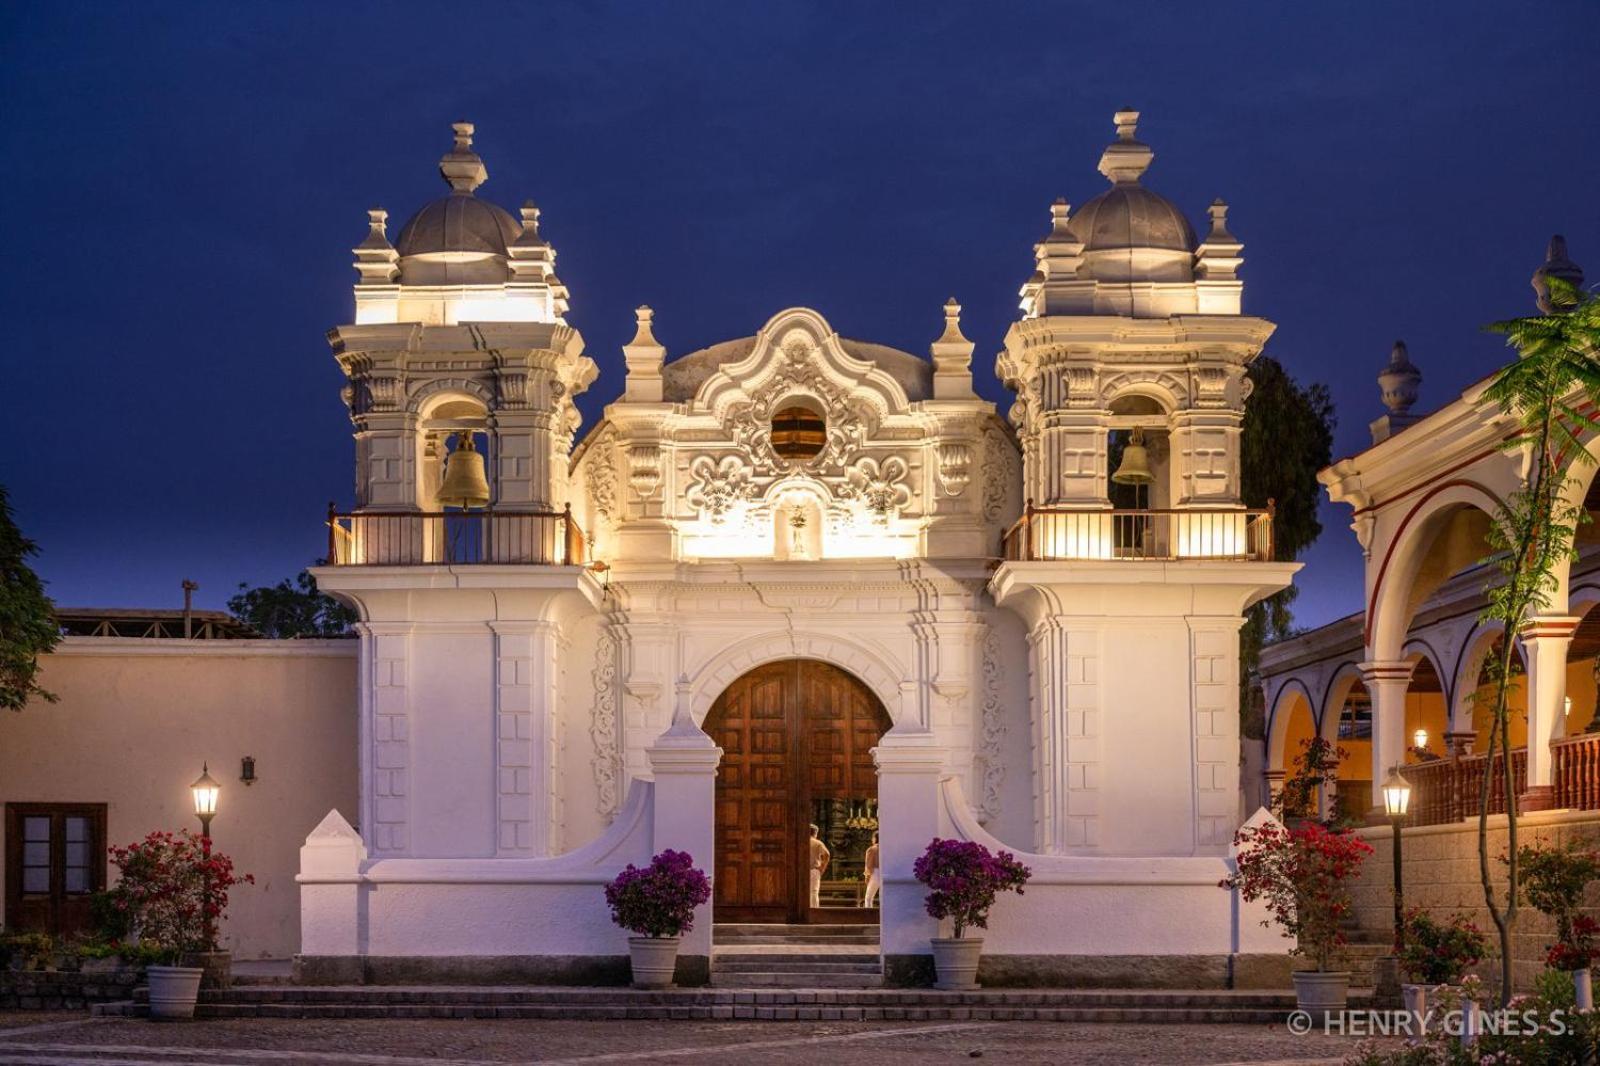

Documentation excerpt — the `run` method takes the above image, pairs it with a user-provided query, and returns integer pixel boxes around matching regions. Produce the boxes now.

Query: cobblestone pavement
[0,1013,1380,1064]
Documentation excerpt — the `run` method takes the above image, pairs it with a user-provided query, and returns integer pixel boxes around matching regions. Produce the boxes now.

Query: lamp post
[190,764,220,951]
[1381,766,1412,951]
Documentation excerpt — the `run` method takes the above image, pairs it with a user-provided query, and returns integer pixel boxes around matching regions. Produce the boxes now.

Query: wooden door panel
[709,660,891,922]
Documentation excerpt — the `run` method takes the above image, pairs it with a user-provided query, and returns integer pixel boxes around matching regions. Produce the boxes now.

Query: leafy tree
[228,565,357,639]
[0,485,60,711]
[1475,274,1600,1005]
[1239,357,1337,736]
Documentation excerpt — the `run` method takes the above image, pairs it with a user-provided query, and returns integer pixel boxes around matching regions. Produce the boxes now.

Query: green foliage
[1474,275,1600,1005]
[1398,910,1490,984]
[1239,358,1336,734]
[227,565,358,639]
[1275,736,1347,823]
[0,930,55,970]
[0,485,60,711]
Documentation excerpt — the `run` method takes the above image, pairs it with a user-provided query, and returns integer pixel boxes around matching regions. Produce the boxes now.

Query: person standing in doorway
[808,824,830,908]
[862,833,881,909]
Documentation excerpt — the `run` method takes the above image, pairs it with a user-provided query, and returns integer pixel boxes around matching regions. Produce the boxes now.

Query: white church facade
[2,113,1296,988]
[293,113,1294,986]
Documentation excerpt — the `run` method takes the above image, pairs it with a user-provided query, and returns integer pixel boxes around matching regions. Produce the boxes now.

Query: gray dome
[395,193,521,258]
[1068,185,1196,254]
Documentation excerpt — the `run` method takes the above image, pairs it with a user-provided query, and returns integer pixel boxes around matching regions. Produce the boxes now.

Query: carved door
[706,659,890,923]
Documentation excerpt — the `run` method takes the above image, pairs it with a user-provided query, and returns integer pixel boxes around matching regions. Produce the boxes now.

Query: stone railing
[326,505,589,567]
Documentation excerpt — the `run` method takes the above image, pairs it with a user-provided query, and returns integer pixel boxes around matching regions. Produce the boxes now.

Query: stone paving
[0,1012,1379,1064]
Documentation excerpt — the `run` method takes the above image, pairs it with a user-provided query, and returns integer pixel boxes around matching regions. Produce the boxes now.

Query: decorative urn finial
[1378,340,1422,417]
[1532,235,1584,314]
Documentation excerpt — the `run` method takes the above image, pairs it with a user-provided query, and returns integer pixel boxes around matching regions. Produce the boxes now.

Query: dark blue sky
[3,2,1596,629]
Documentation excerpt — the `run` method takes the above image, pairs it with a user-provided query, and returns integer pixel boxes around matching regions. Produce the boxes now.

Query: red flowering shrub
[1398,909,1489,984]
[106,830,253,961]
[604,850,711,938]
[913,838,1031,938]
[1221,820,1372,971]
[1512,840,1600,972]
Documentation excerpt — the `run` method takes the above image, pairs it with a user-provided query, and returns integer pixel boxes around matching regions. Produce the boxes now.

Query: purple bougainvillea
[913,838,1031,938]
[604,849,712,938]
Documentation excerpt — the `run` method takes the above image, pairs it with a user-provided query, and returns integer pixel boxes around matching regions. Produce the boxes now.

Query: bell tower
[314,124,602,864]
[329,123,594,538]
[990,112,1298,857]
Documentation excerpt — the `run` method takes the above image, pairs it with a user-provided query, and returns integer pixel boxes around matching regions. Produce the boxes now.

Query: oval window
[771,403,826,461]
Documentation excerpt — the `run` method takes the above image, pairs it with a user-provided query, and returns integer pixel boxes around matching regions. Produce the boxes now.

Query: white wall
[0,639,357,959]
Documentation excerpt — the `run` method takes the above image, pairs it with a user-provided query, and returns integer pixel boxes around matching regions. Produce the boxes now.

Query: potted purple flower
[914,838,1030,990]
[604,849,711,988]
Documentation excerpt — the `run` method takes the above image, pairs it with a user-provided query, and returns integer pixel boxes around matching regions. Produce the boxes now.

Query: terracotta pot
[146,965,204,1021]
[1291,970,1350,1015]
[627,936,680,988]
[930,936,983,991]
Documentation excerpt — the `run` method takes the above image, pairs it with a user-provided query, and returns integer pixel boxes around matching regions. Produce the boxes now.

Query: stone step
[121,985,1366,1013]
[101,994,1366,1023]
[710,971,884,988]
[715,935,879,946]
[715,954,879,969]
[714,923,878,941]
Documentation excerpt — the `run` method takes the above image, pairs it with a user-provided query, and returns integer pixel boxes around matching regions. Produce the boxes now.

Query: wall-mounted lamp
[1566,697,1573,718]
[1413,728,1428,750]
[241,755,257,786]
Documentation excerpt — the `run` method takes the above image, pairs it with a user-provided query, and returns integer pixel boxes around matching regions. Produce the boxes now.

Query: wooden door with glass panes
[4,803,106,937]
[707,660,891,922]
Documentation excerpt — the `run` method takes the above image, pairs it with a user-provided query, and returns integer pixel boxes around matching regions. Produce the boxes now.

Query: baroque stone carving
[977,628,1006,823]
[590,626,622,821]
[937,442,972,496]
[723,351,871,477]
[685,455,756,522]
[981,431,1012,522]
[581,433,619,531]
[841,456,910,522]
[627,444,662,499]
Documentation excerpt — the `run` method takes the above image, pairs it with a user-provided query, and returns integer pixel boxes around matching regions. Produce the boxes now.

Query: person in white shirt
[862,833,881,909]
[808,824,830,908]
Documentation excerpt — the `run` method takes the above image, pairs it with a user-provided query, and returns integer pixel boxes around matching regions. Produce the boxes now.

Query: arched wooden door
[704,659,891,923]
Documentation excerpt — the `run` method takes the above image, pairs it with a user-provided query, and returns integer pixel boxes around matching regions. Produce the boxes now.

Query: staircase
[712,923,882,988]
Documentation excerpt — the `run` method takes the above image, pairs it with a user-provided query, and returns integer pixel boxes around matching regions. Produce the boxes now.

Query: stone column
[1264,769,1285,806]
[647,719,722,985]
[874,730,948,987]
[1520,615,1579,811]
[1360,660,1416,814]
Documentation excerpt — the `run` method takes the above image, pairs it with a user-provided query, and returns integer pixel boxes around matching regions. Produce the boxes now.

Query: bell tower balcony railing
[1001,503,1275,562]
[325,504,589,567]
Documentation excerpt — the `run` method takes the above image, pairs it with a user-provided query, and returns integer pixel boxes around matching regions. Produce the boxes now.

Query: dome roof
[396,194,521,258]
[1068,184,1195,254]
[394,122,521,260]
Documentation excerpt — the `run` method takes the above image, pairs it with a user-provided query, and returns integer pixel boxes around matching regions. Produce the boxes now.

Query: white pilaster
[1520,615,1579,809]
[1360,659,1416,812]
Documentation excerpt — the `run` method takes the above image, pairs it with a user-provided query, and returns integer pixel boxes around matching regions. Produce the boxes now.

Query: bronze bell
[1111,426,1155,486]
[437,432,491,509]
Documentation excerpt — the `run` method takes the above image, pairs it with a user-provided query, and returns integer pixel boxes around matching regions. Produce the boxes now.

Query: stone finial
[519,201,541,235]
[1533,234,1584,314]
[439,120,488,194]
[622,305,666,403]
[1205,199,1234,242]
[1378,341,1422,416]
[931,297,976,399]
[1098,108,1153,185]
[352,207,399,284]
[1050,198,1072,235]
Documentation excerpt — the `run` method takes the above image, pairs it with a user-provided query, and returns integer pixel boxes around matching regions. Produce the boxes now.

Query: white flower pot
[628,936,680,989]
[1401,982,1429,1037]
[931,936,983,991]
[1576,967,1593,1012]
[1291,970,1350,1015]
[146,965,204,1021]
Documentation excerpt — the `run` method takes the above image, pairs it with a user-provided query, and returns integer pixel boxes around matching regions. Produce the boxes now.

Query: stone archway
[702,659,893,923]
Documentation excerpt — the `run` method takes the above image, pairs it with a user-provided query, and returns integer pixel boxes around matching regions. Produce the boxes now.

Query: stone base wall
[883,953,1292,989]
[1,969,141,1010]
[1349,809,1600,992]
[293,954,710,987]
